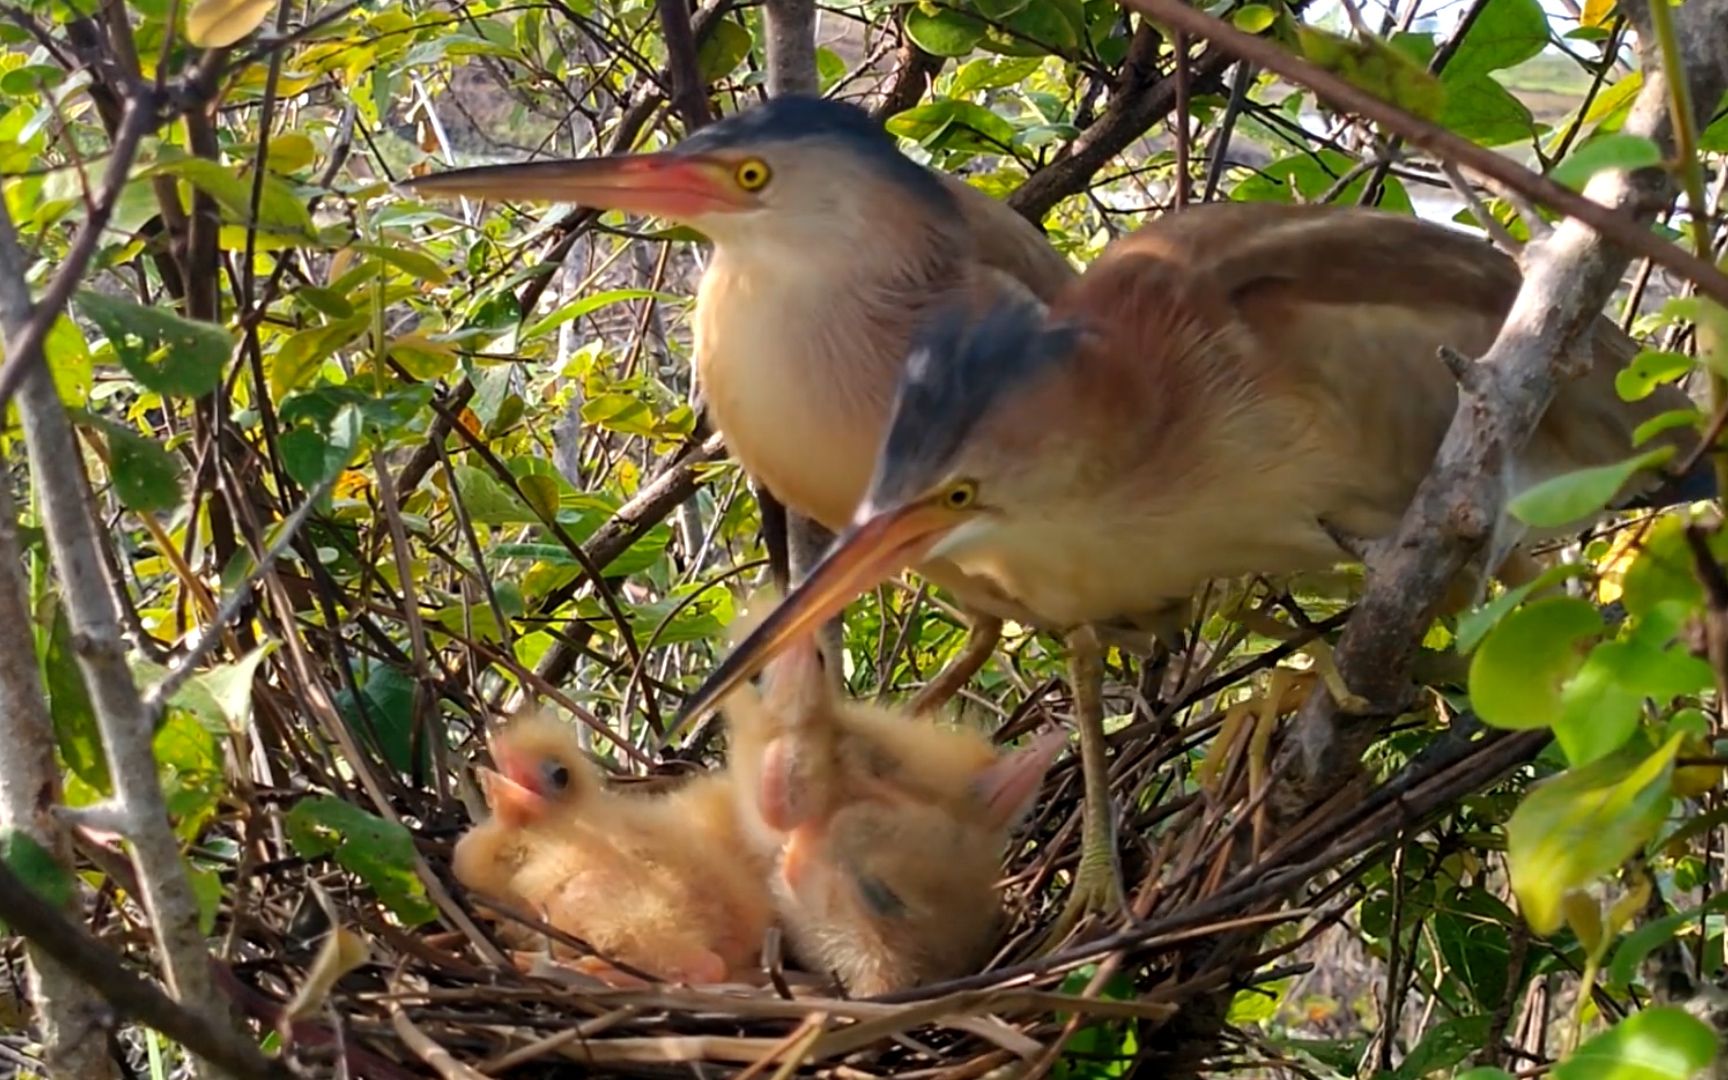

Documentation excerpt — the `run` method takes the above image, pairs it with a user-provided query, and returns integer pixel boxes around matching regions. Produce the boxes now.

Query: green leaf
[887,99,1018,152]
[696,19,753,81]
[1508,447,1677,528]
[285,797,436,924]
[1443,0,1550,82]
[85,418,185,514]
[185,0,274,47]
[522,288,681,342]
[949,56,1042,96]
[1617,350,1695,402]
[43,313,93,406]
[0,832,75,922]
[1607,891,1728,989]
[1551,134,1663,191]
[187,864,222,935]
[333,665,425,778]
[1621,515,1726,619]
[1232,3,1276,31]
[1469,596,1601,731]
[181,644,274,733]
[353,241,448,285]
[1296,26,1445,120]
[1555,602,1714,765]
[905,6,985,56]
[1632,408,1703,448]
[271,315,370,397]
[1456,1071,1516,1080]
[150,157,316,239]
[1507,736,1680,935]
[1432,889,1518,1012]
[1455,562,1590,654]
[76,291,233,398]
[45,602,107,793]
[1552,1005,1716,1080]
[977,0,1082,57]
[1438,76,1537,147]
[1393,1015,1494,1078]
[451,465,539,526]
[1230,148,1415,211]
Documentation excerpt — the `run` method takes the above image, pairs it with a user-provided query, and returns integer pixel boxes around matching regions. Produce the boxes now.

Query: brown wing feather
[937,173,1077,301]
[1075,203,1695,523]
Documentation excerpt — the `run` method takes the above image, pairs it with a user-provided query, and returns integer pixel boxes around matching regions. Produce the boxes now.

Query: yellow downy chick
[452,711,774,986]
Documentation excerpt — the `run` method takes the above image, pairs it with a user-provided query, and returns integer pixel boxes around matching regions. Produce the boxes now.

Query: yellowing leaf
[266,132,316,174]
[1582,0,1617,28]
[1508,735,1680,935]
[186,0,276,49]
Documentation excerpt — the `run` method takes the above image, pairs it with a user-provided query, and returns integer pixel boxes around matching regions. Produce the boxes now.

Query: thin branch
[0,478,114,1079]
[0,91,156,414]
[0,859,291,1080]
[142,470,340,714]
[1011,21,1235,222]
[1113,0,1728,305]
[0,135,227,1077]
[657,0,712,130]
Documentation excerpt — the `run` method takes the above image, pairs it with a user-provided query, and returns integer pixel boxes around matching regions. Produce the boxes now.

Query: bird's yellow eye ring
[735,158,772,191]
[942,481,978,510]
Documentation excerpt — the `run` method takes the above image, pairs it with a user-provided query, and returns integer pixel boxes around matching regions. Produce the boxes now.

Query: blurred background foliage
[3,0,1728,1073]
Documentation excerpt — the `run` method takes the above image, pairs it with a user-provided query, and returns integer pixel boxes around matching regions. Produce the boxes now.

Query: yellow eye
[942,481,978,510]
[735,158,772,191]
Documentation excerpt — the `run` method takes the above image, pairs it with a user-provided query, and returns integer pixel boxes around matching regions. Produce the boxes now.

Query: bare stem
[0,100,228,1080]
[1647,0,1728,499]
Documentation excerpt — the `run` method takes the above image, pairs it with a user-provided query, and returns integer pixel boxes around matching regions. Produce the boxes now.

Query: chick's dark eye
[539,760,571,792]
[944,482,977,509]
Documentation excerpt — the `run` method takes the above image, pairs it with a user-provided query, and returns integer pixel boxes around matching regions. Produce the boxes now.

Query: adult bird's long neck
[694,212,975,532]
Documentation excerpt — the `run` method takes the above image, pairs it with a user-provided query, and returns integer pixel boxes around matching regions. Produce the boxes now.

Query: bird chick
[452,711,774,987]
[719,606,1062,995]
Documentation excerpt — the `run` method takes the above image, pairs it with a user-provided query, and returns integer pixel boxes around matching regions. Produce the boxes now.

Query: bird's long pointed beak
[675,501,960,730]
[476,765,546,829]
[401,153,750,218]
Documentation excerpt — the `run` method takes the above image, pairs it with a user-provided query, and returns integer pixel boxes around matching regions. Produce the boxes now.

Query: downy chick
[452,711,774,986]
[721,606,1063,995]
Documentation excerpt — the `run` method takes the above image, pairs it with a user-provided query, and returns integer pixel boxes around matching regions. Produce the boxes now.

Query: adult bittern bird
[721,618,1062,993]
[678,201,1707,935]
[404,94,1075,712]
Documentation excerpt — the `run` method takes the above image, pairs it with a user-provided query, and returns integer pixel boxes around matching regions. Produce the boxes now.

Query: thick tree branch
[873,29,943,120]
[0,859,290,1080]
[763,0,819,96]
[1268,0,1728,813]
[0,133,227,1079]
[0,483,113,1079]
[1113,0,1728,305]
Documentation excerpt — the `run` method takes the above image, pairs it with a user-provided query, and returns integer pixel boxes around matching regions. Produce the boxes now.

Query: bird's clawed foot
[908,615,1003,716]
[1227,605,1370,715]
[1038,813,1132,952]
[1317,516,1393,569]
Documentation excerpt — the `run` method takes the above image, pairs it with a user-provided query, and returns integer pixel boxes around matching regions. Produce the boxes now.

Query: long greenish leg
[1041,626,1130,949]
